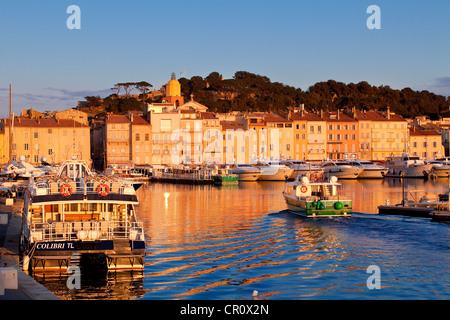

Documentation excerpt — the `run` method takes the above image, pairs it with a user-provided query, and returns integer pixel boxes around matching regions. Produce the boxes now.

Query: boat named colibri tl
[282,174,352,217]
[20,158,145,273]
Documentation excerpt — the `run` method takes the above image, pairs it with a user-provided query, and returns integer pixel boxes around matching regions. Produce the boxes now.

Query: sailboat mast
[8,84,12,162]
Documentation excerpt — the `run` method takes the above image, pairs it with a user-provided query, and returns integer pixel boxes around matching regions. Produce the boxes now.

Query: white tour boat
[320,161,363,179]
[20,158,145,273]
[282,174,352,217]
[384,154,433,178]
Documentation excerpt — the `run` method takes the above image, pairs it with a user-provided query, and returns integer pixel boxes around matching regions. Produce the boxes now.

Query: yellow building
[409,128,445,159]
[105,114,132,166]
[130,114,152,165]
[289,111,325,160]
[354,109,408,161]
[264,113,294,160]
[148,110,181,165]
[0,117,90,165]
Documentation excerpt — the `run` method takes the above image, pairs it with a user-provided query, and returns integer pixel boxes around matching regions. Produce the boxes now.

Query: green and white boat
[211,168,239,185]
[282,174,352,217]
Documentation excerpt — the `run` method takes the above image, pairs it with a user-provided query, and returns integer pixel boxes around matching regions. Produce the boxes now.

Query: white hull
[259,168,294,181]
[236,172,261,181]
[323,168,362,179]
[385,164,433,178]
[357,169,388,179]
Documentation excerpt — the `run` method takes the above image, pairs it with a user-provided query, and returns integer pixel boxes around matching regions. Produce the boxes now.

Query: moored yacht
[283,160,325,177]
[20,158,145,273]
[425,159,450,178]
[344,159,388,179]
[254,160,295,181]
[320,161,363,179]
[384,154,433,178]
[227,163,261,181]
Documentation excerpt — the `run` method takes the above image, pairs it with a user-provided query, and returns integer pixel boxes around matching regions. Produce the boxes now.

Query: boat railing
[30,220,144,242]
[29,179,135,197]
[152,169,213,181]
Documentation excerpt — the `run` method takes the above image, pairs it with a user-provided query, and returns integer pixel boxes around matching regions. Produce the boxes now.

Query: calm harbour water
[36,178,450,300]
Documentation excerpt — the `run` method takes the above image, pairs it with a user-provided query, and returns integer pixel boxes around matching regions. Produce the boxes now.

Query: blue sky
[1,0,449,117]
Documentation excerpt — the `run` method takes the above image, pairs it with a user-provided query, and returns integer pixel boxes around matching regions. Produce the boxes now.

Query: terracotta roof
[321,111,357,122]
[199,112,218,120]
[4,118,88,128]
[353,110,406,122]
[289,112,325,121]
[409,128,441,136]
[106,114,130,124]
[220,120,245,130]
[264,113,291,123]
[131,115,150,125]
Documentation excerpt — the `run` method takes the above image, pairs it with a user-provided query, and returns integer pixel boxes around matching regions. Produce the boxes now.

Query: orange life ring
[212,170,218,175]
[310,173,319,181]
[97,184,110,197]
[300,186,308,193]
[60,184,73,197]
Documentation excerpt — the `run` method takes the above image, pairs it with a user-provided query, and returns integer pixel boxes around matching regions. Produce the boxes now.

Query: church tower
[164,73,184,106]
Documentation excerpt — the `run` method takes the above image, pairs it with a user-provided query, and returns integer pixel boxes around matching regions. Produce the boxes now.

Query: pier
[0,197,59,300]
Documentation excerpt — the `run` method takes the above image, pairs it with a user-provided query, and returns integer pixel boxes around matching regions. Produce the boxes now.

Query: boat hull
[431,167,450,177]
[323,168,362,179]
[378,205,435,218]
[235,172,260,181]
[384,164,433,178]
[259,168,294,181]
[357,169,388,179]
[24,239,145,273]
[283,195,352,217]
[212,175,239,185]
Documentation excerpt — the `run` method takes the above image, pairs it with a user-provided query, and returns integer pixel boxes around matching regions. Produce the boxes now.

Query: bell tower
[164,73,184,107]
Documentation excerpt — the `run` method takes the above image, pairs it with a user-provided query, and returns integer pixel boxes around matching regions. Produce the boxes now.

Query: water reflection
[34,271,146,300]
[138,179,450,299]
[33,178,450,299]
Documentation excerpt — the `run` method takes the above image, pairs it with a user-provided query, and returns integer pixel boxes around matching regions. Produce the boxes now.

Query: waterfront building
[105,114,132,166]
[265,113,294,160]
[321,110,359,160]
[0,117,90,165]
[130,114,152,166]
[148,110,181,165]
[409,127,445,159]
[352,108,409,161]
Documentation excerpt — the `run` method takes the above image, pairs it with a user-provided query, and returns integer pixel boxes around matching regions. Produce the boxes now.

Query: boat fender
[22,255,30,271]
[334,202,344,210]
[319,203,326,210]
[312,200,318,208]
[97,184,110,197]
[60,184,73,197]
